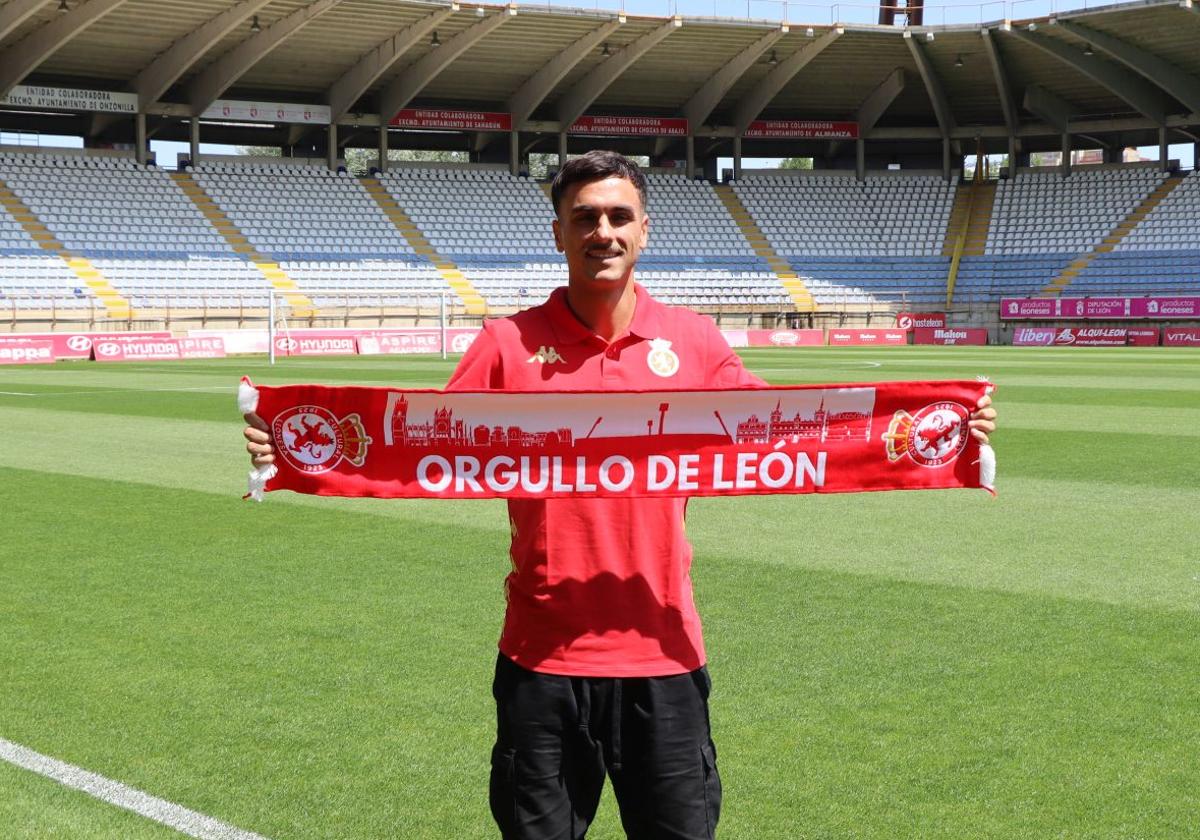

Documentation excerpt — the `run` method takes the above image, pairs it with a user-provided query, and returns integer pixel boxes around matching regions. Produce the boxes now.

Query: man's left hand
[968,394,997,445]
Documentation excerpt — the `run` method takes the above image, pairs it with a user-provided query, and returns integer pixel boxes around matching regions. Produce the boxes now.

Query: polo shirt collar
[545,282,665,346]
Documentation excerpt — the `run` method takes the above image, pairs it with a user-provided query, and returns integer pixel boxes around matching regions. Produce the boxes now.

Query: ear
[552,217,564,253]
[638,212,649,250]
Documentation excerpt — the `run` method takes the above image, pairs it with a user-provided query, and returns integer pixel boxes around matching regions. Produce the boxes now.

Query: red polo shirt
[446,284,764,677]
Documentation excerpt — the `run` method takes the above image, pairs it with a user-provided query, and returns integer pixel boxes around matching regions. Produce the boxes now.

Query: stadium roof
[1,0,1198,158]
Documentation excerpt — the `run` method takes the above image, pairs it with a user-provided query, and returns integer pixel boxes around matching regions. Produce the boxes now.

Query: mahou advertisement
[244,380,995,501]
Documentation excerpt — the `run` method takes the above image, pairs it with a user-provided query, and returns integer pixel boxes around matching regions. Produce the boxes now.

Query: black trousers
[489,654,722,840]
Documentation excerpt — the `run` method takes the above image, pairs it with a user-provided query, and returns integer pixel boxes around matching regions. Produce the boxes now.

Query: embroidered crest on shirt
[646,338,679,378]
[527,345,566,365]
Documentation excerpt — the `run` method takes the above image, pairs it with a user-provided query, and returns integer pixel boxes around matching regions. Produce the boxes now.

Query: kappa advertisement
[247,380,994,501]
[0,340,54,365]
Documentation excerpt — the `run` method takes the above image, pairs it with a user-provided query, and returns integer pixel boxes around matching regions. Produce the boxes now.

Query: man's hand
[968,394,997,445]
[243,412,275,467]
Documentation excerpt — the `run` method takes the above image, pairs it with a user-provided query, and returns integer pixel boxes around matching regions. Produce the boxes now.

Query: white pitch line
[0,386,232,397]
[0,737,271,840]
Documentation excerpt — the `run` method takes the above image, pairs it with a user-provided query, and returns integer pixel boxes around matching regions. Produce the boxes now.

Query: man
[245,150,996,839]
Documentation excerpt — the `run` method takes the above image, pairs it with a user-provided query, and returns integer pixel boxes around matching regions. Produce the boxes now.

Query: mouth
[585,249,622,260]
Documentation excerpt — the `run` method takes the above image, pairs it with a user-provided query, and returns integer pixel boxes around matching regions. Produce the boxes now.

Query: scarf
[239,378,995,501]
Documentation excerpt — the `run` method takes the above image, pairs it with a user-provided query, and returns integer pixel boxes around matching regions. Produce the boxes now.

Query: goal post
[266,288,452,365]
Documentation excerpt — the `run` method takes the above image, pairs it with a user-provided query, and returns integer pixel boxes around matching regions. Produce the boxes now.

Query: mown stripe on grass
[3,468,1198,839]
[994,384,1200,410]
[984,401,1200,437]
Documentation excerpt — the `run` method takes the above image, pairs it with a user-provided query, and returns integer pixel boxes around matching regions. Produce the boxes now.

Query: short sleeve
[702,317,768,388]
[445,321,503,391]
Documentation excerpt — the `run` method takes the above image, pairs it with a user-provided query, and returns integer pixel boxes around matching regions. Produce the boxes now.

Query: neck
[565,278,637,343]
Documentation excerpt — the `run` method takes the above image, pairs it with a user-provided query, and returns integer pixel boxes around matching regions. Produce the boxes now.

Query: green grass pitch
[1,346,1198,839]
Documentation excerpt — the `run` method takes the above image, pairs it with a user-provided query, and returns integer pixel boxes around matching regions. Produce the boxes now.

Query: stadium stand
[378,166,557,309]
[191,161,447,308]
[955,166,1172,301]
[639,174,787,309]
[378,167,789,310]
[4,151,1197,318]
[1055,169,1200,295]
[732,173,955,306]
[0,152,262,310]
[986,167,1167,255]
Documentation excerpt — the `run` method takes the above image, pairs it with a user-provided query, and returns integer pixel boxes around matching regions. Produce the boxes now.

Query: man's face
[553,176,649,292]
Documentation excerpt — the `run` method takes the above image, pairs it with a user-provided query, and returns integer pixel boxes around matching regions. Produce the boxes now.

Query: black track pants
[489,654,722,840]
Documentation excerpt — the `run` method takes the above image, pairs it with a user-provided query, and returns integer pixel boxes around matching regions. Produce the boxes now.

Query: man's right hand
[243,413,275,467]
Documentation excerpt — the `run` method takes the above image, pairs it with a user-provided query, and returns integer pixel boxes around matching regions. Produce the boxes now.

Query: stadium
[1,0,1198,837]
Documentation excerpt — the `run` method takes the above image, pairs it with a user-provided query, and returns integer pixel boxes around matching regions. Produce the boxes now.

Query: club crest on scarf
[883,402,970,467]
[273,405,371,474]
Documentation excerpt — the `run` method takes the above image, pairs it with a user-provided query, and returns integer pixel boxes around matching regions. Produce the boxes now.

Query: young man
[244,150,996,839]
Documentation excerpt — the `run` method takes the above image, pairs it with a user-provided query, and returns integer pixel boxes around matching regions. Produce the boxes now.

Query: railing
[0,289,468,331]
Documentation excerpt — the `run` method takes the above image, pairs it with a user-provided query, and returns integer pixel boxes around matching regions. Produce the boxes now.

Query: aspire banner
[239,379,995,501]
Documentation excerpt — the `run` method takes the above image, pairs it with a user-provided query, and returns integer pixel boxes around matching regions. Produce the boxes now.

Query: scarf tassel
[238,377,278,502]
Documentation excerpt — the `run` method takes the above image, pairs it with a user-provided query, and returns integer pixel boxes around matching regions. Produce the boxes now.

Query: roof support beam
[731,28,840,135]
[1054,19,1200,115]
[186,0,343,116]
[1005,28,1171,125]
[0,0,129,98]
[326,7,455,122]
[681,27,783,129]
[84,0,277,138]
[378,11,510,123]
[556,18,679,129]
[980,28,1018,135]
[857,66,905,135]
[904,32,956,137]
[0,0,46,44]
[1023,84,1074,134]
[135,0,275,108]
[828,67,904,159]
[509,19,622,128]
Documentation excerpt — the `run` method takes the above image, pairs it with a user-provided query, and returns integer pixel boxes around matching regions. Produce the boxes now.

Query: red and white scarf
[239,378,995,500]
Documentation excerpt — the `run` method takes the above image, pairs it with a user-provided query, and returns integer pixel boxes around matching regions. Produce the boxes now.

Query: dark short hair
[550,150,648,216]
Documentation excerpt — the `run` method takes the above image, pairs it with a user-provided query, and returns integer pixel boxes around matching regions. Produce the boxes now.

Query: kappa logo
[527,345,566,365]
[883,401,970,468]
[273,405,371,475]
[66,335,92,352]
[646,337,679,377]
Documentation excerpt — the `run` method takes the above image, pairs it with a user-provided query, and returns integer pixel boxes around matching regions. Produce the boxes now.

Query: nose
[592,213,615,241]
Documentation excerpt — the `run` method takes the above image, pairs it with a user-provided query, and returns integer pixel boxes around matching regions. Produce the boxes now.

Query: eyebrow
[570,204,637,215]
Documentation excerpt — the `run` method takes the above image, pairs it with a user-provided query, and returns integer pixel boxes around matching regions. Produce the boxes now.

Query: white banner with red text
[238,379,995,501]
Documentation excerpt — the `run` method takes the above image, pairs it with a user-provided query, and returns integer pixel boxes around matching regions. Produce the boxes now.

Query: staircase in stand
[942,181,995,305]
[361,177,486,316]
[171,171,313,315]
[0,178,129,319]
[713,184,815,313]
[1042,174,1186,296]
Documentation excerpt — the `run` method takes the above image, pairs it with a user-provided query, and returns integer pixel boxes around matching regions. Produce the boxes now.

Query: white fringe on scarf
[238,378,277,502]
